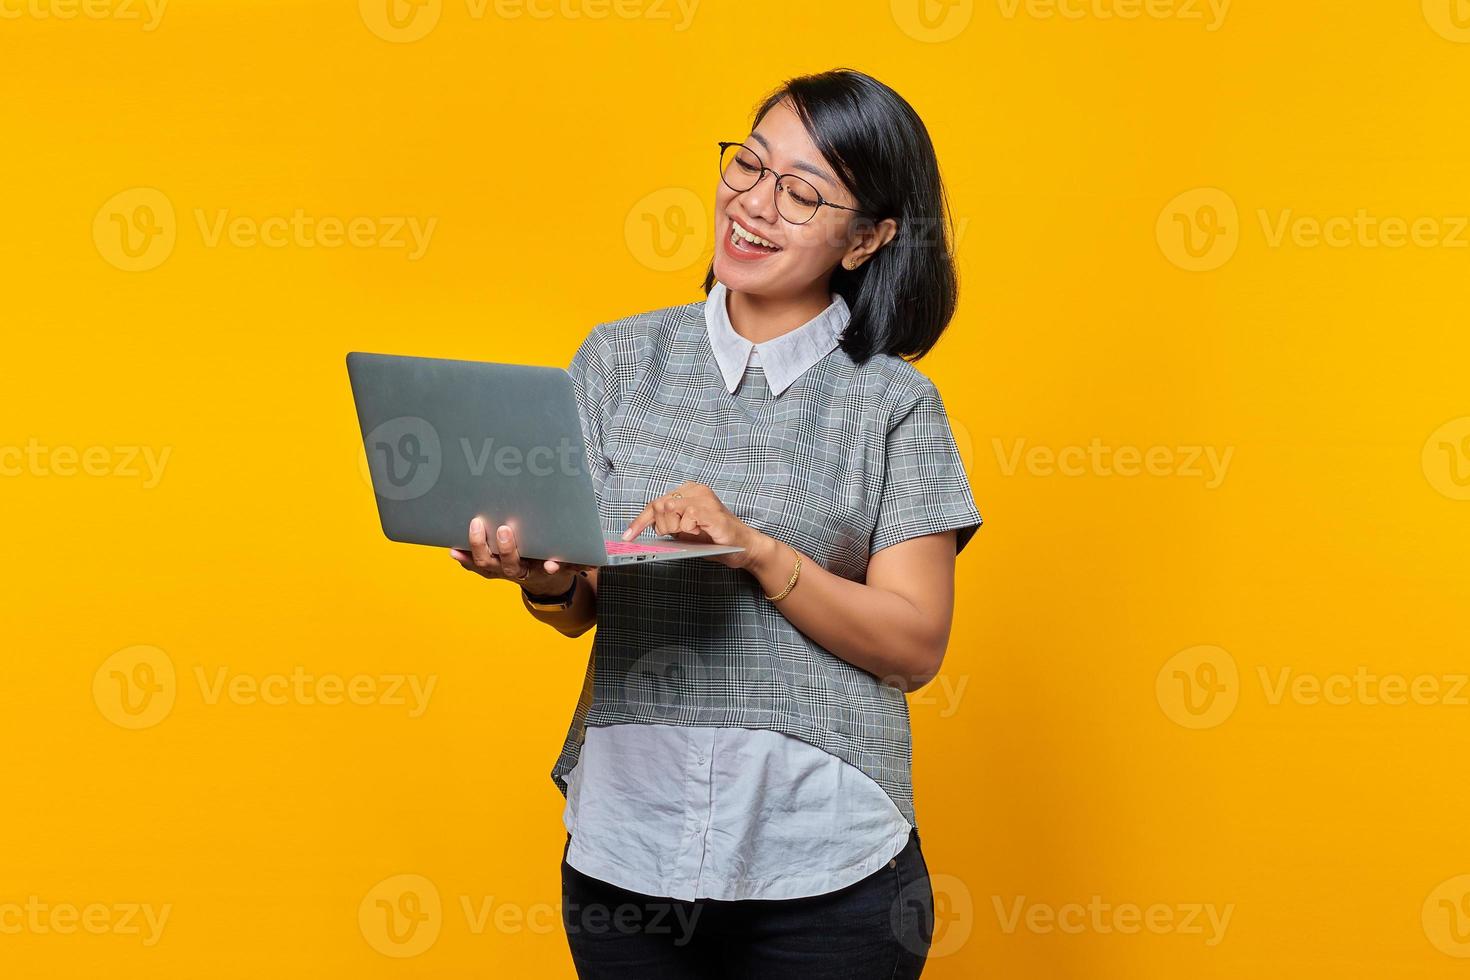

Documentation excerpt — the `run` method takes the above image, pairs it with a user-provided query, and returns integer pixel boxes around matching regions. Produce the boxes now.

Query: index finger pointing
[622,503,658,541]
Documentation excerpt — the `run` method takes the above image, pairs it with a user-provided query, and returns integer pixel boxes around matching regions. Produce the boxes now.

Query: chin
[713,259,771,295]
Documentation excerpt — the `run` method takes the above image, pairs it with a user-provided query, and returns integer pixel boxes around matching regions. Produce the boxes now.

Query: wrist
[522,575,576,606]
[754,537,802,603]
[748,534,792,583]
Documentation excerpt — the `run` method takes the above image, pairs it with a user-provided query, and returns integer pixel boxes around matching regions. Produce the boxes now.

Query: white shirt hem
[563,823,913,903]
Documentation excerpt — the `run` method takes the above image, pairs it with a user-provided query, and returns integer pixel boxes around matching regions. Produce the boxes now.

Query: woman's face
[712,98,872,301]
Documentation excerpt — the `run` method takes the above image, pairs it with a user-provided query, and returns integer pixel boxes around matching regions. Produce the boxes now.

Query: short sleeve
[870,381,983,557]
[568,327,614,510]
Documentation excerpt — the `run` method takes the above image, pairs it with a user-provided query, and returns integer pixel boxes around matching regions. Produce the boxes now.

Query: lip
[721,216,783,262]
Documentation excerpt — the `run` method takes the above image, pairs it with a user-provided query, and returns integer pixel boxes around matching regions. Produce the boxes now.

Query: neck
[725,282,832,344]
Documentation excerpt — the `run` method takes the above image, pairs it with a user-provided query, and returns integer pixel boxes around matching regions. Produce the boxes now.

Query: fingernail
[471,518,482,532]
[498,528,510,540]
[621,530,632,540]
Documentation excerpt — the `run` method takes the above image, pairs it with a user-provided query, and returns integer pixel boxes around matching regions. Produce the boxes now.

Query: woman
[451,68,982,979]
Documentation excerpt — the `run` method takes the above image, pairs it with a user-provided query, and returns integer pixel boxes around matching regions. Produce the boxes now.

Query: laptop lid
[346,351,610,566]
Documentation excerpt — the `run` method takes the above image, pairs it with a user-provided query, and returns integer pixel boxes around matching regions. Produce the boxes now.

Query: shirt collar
[704,279,847,397]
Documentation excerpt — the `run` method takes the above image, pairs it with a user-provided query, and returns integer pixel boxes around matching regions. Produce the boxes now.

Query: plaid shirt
[551,287,983,824]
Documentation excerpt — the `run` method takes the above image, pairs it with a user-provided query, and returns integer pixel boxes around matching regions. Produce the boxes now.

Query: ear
[841,217,899,271]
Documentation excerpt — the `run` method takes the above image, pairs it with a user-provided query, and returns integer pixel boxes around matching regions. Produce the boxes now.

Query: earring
[844,259,857,270]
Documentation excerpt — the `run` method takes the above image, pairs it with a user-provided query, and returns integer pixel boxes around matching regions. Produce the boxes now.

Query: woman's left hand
[621,481,767,570]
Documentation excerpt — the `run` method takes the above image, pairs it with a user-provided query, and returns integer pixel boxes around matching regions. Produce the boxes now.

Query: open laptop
[345,351,744,567]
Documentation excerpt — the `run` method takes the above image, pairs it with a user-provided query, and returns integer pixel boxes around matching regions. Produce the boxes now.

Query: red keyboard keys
[605,540,684,555]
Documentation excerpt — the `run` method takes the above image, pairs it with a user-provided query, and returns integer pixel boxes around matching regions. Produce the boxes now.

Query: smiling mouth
[729,219,782,253]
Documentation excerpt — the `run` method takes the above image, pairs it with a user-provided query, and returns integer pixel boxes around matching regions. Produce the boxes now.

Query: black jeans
[560,829,934,980]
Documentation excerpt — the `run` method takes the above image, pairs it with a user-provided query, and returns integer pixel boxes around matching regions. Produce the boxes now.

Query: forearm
[743,536,947,690]
[522,575,598,638]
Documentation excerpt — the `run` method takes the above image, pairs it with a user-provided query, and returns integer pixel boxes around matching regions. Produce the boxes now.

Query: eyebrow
[748,132,837,188]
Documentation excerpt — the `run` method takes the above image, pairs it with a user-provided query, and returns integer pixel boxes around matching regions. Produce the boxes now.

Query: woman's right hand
[450,518,588,596]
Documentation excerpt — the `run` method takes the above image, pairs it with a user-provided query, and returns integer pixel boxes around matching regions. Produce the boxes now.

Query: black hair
[702,68,959,364]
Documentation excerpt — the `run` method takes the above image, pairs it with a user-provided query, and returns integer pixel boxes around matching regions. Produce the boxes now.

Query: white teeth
[731,222,779,250]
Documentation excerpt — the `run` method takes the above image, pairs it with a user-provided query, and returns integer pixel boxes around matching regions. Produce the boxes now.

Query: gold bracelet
[764,552,802,602]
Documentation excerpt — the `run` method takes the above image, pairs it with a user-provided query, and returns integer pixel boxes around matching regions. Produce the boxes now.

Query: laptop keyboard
[605,540,684,555]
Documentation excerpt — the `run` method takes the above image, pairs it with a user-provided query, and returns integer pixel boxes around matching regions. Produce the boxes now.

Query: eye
[784,186,818,208]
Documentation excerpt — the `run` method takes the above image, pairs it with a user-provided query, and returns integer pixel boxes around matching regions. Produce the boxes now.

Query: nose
[737,170,781,226]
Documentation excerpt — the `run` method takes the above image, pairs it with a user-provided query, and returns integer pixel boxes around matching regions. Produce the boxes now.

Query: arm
[618,381,980,691]
[743,531,957,692]
[620,483,967,692]
[527,567,600,638]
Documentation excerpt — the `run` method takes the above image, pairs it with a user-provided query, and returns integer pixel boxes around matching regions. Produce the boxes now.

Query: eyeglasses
[717,141,864,226]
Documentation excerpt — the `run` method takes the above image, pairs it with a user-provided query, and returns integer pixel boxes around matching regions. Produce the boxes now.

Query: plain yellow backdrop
[3,0,1470,976]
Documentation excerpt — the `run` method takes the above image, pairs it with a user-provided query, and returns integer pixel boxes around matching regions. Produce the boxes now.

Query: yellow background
[3,0,1469,976]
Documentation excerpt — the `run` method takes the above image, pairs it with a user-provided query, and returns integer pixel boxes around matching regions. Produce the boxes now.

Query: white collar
[703,280,847,397]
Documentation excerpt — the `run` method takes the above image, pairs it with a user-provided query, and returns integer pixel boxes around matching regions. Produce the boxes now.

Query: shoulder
[578,298,705,363]
[842,350,946,425]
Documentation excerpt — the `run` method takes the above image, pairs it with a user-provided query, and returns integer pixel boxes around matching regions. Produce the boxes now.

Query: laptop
[345,351,745,567]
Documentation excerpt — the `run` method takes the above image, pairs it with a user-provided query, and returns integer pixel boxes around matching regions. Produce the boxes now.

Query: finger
[496,524,524,580]
[656,499,686,536]
[468,518,502,573]
[451,548,491,575]
[622,502,658,541]
[676,509,702,536]
[675,515,716,545]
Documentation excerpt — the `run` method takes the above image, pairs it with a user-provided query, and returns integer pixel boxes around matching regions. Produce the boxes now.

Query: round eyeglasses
[717,141,864,226]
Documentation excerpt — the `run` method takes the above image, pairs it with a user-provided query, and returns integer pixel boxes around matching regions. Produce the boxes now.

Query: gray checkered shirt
[550,287,983,824]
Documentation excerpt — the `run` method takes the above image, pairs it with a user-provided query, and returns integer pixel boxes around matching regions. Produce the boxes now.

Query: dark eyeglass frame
[717,141,864,225]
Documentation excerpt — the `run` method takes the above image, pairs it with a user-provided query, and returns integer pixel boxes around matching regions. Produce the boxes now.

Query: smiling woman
[451,67,981,980]
[704,70,958,363]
